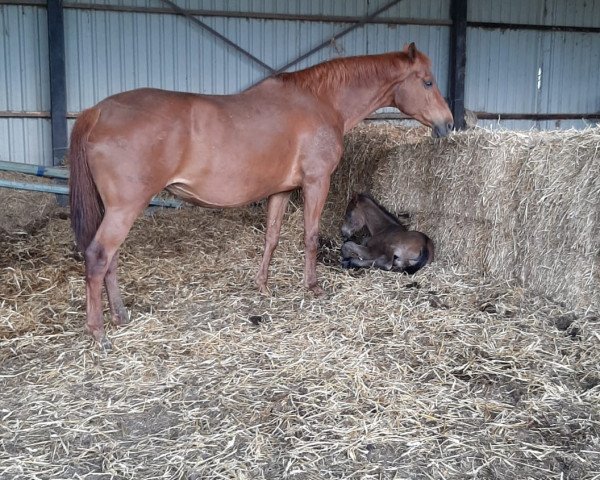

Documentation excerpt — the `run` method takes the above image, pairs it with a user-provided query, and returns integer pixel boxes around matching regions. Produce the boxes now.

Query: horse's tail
[69,107,103,252]
[405,234,434,274]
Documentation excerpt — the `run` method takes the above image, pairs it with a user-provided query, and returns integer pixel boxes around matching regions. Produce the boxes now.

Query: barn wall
[1,0,599,166]
[466,0,600,130]
[2,0,451,165]
[63,1,450,111]
[0,5,52,165]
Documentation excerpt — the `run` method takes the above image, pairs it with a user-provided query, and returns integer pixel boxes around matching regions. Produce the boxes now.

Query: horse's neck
[363,201,398,235]
[332,84,395,132]
[325,60,401,132]
[288,55,406,132]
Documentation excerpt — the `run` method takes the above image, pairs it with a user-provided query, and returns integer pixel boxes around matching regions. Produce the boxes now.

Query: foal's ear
[403,42,417,63]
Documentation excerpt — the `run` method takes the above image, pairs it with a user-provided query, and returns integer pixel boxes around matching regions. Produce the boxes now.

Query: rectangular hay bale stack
[321,124,429,239]
[372,128,600,310]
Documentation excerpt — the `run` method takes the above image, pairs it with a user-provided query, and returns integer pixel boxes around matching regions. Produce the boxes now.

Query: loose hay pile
[0,172,62,236]
[1,126,600,479]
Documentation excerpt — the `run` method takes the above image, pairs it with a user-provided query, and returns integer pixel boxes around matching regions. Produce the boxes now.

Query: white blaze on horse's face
[393,43,454,138]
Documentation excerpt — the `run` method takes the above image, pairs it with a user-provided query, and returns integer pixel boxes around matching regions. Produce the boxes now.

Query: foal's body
[70,44,452,347]
[340,194,434,273]
[342,228,433,273]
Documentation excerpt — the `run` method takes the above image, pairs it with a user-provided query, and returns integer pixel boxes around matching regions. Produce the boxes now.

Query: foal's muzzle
[340,226,352,240]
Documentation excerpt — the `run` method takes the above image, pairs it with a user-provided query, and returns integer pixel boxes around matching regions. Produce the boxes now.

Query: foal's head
[393,43,454,138]
[341,193,406,239]
[341,194,368,240]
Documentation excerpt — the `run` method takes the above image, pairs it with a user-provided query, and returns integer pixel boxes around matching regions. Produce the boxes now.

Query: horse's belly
[165,171,297,208]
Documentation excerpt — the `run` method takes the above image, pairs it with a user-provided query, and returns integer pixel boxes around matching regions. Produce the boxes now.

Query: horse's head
[392,43,454,138]
[341,193,367,240]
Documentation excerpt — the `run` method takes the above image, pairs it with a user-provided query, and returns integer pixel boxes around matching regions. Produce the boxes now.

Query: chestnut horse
[69,43,453,348]
[340,193,434,273]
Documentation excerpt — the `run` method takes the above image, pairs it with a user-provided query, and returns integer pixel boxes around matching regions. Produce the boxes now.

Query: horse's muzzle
[432,121,454,138]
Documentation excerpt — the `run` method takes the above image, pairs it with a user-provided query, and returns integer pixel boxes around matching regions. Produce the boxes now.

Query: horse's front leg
[255,191,291,294]
[302,177,330,296]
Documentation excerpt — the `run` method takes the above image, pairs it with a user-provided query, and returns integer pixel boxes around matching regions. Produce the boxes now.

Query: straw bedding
[1,127,599,479]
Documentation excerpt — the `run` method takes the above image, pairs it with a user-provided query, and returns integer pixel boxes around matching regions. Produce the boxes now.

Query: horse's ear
[403,42,417,63]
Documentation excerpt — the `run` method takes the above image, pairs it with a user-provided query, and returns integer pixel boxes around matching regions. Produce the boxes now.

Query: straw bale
[320,124,429,239]
[370,127,600,310]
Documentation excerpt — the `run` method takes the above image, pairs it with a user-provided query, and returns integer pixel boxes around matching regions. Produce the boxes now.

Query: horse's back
[79,83,343,208]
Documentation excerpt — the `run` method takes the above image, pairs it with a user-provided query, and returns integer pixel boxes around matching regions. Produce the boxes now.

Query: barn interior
[1,1,599,479]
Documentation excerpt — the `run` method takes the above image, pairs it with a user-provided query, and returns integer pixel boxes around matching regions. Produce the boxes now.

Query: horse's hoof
[99,335,113,352]
[257,282,270,295]
[111,307,130,326]
[309,284,326,297]
[88,330,112,351]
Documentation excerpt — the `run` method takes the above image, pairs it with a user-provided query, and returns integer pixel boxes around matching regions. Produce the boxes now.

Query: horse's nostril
[447,122,454,132]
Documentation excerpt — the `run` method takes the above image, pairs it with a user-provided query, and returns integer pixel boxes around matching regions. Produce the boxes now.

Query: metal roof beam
[160,0,276,75]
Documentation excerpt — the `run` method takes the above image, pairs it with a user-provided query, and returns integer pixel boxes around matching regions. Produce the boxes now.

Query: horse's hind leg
[256,191,291,294]
[104,251,129,326]
[85,205,146,349]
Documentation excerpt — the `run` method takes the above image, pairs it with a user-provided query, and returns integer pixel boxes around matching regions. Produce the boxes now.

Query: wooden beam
[0,111,80,118]
[251,0,403,87]
[449,0,467,130]
[160,0,276,74]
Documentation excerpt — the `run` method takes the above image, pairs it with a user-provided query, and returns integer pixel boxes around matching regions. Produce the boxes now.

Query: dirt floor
[0,188,599,479]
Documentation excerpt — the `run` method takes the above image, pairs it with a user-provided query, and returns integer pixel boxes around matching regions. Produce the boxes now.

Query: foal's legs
[256,191,291,293]
[341,241,370,260]
[341,242,393,270]
[85,204,146,349]
[302,178,330,295]
[104,251,129,326]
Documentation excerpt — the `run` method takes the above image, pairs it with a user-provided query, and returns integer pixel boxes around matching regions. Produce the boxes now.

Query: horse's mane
[276,52,413,96]
[357,193,408,227]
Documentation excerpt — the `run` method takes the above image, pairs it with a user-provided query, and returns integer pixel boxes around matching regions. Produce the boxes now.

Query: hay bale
[369,128,600,310]
[320,124,429,239]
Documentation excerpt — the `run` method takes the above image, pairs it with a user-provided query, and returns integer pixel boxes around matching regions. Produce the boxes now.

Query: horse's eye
[424,80,433,88]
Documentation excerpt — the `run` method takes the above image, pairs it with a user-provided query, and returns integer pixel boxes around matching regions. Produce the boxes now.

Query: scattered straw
[1,177,599,478]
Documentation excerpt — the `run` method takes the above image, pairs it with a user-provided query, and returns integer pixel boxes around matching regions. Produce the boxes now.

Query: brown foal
[340,193,434,273]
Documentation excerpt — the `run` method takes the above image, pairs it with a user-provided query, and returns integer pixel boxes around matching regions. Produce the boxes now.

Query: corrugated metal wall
[64,1,450,107]
[0,5,52,165]
[0,0,599,166]
[467,0,600,130]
